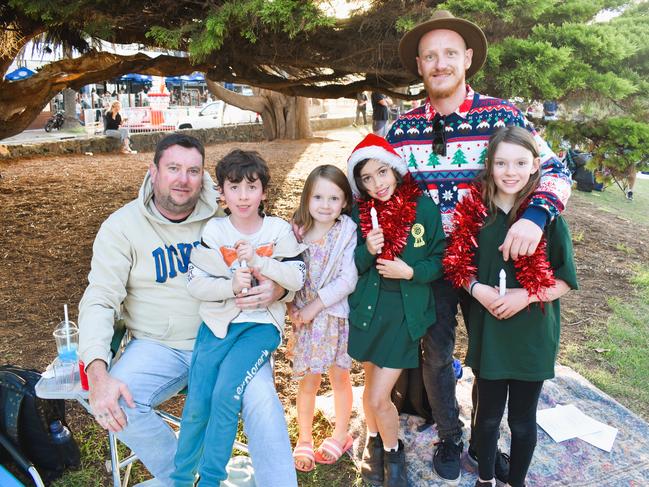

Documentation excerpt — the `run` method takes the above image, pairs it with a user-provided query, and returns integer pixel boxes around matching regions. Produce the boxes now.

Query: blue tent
[5,67,35,81]
[119,73,153,83]
[165,72,205,85]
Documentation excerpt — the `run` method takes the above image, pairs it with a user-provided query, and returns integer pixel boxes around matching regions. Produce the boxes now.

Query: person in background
[104,100,136,154]
[371,92,392,137]
[356,91,369,126]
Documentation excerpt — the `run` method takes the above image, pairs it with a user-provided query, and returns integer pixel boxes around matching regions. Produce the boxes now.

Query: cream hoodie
[79,170,219,367]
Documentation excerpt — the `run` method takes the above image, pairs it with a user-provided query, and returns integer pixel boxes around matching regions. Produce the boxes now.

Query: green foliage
[146,0,334,62]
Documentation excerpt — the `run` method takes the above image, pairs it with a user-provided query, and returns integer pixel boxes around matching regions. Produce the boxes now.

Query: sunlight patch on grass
[573,178,649,228]
[572,266,649,418]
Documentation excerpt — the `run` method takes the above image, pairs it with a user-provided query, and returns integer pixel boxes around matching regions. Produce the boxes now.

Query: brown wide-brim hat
[399,10,488,80]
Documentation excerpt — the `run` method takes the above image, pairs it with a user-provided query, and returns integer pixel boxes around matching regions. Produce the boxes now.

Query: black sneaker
[474,481,495,487]
[467,447,510,484]
[627,190,634,201]
[432,439,462,485]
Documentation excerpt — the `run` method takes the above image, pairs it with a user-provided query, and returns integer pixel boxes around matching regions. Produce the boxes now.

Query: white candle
[370,207,380,254]
[499,268,506,297]
[241,260,249,294]
[370,207,379,229]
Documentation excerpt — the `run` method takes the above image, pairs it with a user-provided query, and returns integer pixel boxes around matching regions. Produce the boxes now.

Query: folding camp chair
[104,323,249,487]
[0,430,46,487]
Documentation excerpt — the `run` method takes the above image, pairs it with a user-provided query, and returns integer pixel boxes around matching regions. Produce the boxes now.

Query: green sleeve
[547,216,579,290]
[411,197,446,284]
[351,205,375,273]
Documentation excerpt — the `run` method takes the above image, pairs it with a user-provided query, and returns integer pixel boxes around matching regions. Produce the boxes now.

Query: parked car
[176,101,258,130]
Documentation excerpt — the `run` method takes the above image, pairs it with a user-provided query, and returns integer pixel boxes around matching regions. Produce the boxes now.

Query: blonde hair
[110,100,121,111]
[480,126,541,225]
[293,165,353,235]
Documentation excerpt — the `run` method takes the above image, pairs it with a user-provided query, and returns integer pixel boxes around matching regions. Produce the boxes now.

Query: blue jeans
[173,322,281,486]
[421,279,468,442]
[110,336,296,487]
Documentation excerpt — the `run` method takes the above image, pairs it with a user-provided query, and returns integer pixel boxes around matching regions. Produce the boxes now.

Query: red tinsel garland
[443,184,555,301]
[358,173,422,261]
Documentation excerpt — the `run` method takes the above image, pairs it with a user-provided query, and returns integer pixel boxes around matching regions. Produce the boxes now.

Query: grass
[574,177,649,227]
[566,266,649,418]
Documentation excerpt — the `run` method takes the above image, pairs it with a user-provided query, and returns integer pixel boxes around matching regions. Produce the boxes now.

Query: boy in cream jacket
[172,149,306,486]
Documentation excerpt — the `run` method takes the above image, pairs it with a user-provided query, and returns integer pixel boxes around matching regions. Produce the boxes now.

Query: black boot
[383,440,407,487]
[361,433,384,486]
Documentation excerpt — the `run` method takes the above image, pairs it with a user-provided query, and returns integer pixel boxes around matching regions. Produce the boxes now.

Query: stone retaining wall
[0,117,354,160]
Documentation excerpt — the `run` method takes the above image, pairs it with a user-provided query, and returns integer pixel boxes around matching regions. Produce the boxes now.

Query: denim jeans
[421,279,469,442]
[110,337,296,487]
[173,322,280,486]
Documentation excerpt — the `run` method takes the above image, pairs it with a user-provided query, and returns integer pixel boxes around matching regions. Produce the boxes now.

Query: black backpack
[0,365,80,483]
[391,355,435,432]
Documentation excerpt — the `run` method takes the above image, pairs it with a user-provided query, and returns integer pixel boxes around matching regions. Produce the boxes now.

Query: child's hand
[232,266,252,295]
[297,298,324,325]
[472,283,501,315]
[287,303,303,329]
[235,240,255,263]
[366,228,384,255]
[487,288,530,319]
[376,257,413,280]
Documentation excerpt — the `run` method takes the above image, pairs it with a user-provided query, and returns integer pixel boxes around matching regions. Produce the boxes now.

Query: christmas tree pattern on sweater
[387,90,563,235]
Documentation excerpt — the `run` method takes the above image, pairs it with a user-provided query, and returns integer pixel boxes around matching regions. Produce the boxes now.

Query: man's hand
[499,219,543,261]
[366,228,384,256]
[234,269,284,309]
[87,360,135,433]
[487,288,530,320]
[376,257,413,280]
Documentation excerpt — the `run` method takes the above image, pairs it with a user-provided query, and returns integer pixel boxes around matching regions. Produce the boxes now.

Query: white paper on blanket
[578,420,618,452]
[536,404,604,443]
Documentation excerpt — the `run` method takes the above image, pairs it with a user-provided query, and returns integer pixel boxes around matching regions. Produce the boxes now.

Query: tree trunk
[62,88,78,129]
[206,80,311,140]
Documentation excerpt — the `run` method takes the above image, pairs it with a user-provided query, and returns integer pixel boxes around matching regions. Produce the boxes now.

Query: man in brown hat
[382,9,571,487]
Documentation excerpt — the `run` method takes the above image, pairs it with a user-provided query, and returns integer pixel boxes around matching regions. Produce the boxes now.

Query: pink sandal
[293,441,315,472]
[315,433,354,464]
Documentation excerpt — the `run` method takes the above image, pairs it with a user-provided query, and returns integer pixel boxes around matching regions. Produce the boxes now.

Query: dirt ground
[2,127,649,484]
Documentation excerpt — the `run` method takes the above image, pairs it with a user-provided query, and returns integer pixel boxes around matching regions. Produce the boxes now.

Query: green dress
[347,195,446,369]
[465,210,579,381]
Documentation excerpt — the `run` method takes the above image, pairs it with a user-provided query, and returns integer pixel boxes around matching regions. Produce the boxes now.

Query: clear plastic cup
[53,321,79,362]
[53,359,76,391]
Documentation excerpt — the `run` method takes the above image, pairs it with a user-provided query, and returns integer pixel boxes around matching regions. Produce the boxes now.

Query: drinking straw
[63,304,71,350]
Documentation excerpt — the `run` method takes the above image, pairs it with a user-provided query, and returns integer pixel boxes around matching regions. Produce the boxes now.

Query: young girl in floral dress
[289,165,358,472]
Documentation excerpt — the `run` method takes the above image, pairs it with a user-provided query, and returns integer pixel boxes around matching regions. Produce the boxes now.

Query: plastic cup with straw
[53,304,79,362]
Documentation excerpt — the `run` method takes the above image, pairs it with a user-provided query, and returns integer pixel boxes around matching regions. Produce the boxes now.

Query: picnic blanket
[315,365,649,486]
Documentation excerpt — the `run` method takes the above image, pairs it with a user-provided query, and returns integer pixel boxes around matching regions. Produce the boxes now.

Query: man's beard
[425,69,465,100]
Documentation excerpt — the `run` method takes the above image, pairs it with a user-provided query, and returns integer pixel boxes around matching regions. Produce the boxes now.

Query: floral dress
[291,221,353,379]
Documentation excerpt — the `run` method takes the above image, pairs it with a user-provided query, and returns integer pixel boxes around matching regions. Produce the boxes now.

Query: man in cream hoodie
[79,133,297,486]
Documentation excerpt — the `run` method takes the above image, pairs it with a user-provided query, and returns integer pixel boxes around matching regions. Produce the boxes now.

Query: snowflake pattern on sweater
[386,86,571,235]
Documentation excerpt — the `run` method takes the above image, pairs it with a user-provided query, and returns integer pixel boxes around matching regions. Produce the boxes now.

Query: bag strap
[0,370,27,445]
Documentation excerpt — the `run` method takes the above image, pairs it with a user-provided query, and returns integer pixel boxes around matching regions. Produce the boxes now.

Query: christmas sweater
[386,86,571,235]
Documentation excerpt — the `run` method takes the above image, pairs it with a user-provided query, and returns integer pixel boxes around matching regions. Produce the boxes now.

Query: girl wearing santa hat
[346,133,446,487]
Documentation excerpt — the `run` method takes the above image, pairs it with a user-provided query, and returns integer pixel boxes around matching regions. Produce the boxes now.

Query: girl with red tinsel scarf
[443,126,578,487]
[346,134,446,487]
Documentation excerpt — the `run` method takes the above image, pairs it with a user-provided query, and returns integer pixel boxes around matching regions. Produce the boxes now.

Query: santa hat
[347,133,408,196]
